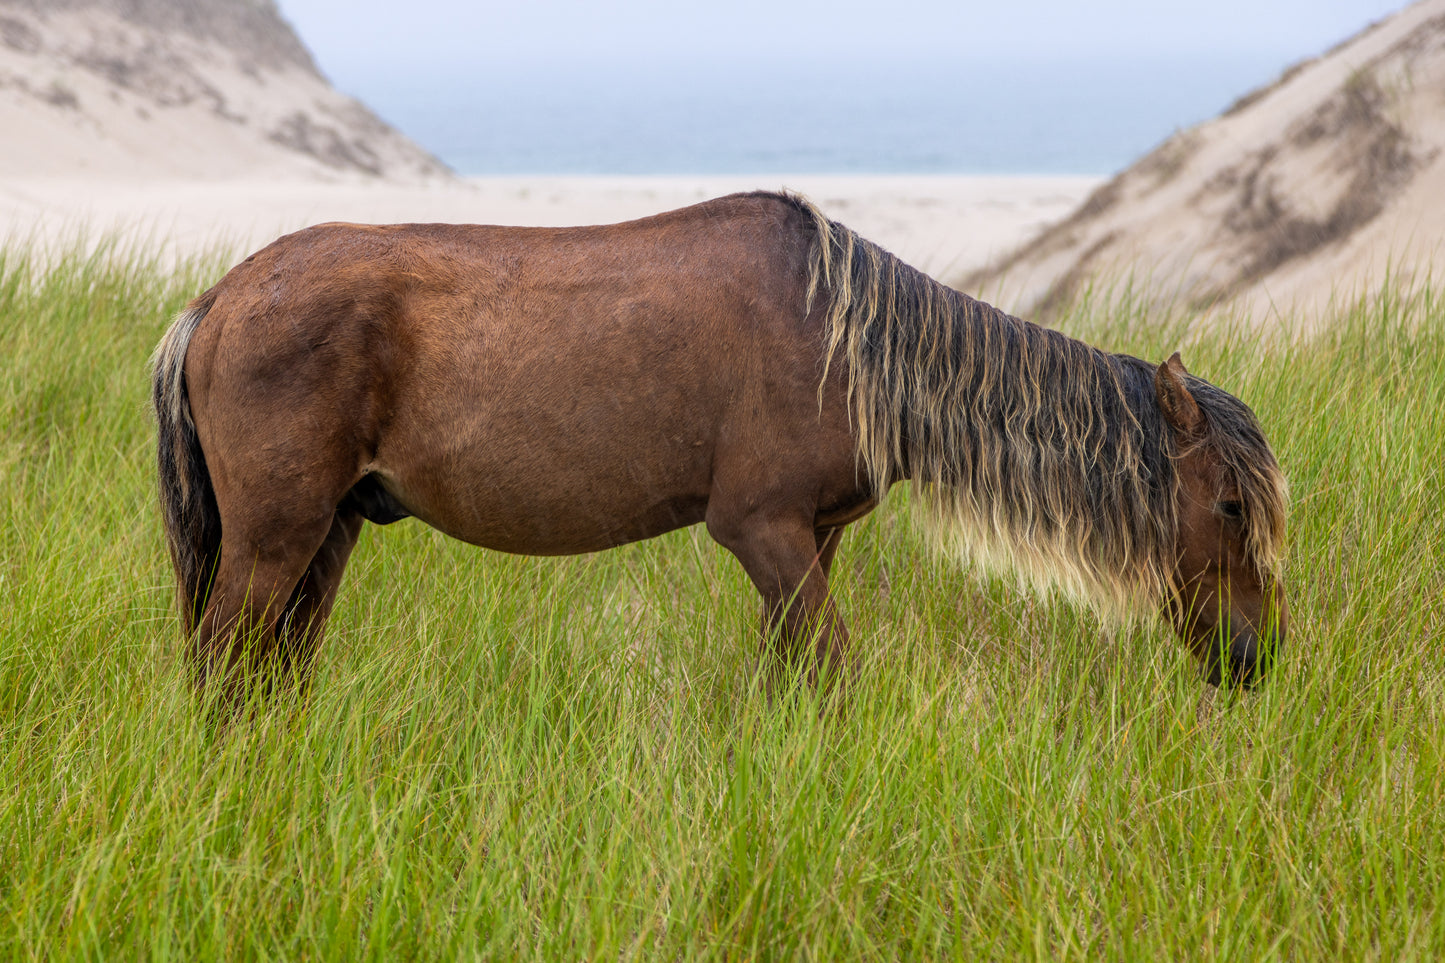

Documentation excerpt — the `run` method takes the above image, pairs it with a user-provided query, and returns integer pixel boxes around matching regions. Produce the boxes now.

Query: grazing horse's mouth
[1199,609,1285,689]
[1202,631,1266,689]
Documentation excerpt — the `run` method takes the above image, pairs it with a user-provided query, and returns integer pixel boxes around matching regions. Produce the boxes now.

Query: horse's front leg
[708,509,850,691]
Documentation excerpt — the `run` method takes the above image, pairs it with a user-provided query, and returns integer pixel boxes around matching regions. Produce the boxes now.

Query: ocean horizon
[350,52,1288,177]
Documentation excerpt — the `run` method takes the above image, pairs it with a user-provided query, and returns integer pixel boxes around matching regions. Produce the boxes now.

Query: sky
[268,0,1414,174]
[275,0,1409,78]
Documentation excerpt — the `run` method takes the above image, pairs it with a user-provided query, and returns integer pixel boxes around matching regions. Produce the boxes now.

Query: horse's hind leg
[274,508,365,695]
[192,498,340,710]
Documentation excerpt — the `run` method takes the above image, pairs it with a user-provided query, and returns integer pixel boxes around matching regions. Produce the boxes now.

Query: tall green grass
[1,239,1442,960]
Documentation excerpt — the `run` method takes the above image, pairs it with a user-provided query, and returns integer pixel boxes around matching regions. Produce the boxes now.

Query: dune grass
[1,239,1442,961]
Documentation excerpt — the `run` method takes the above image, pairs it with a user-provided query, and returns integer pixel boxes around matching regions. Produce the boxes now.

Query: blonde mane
[787,193,1286,617]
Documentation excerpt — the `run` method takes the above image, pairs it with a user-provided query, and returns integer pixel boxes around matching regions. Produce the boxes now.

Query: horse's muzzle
[1202,589,1287,689]
[1202,631,1262,689]
[1205,620,1285,690]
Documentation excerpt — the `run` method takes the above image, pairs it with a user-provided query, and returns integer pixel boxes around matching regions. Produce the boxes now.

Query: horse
[151,191,1288,707]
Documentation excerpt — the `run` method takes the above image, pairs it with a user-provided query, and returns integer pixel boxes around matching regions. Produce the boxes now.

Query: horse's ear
[1156,352,1204,437]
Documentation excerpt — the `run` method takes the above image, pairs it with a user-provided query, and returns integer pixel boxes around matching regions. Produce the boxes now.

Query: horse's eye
[1217,500,1244,520]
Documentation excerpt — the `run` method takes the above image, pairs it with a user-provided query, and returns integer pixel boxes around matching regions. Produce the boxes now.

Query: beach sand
[0,173,1101,285]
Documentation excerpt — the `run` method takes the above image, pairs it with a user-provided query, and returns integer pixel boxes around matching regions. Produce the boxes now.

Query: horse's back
[192,192,818,376]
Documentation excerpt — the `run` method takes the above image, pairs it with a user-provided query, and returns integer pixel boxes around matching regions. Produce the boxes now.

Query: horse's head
[1155,353,1288,688]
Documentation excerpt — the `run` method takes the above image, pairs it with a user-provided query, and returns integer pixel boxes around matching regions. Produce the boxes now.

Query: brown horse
[152,191,1288,705]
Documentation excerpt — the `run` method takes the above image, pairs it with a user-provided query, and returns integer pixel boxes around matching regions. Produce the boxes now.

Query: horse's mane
[777,191,1286,617]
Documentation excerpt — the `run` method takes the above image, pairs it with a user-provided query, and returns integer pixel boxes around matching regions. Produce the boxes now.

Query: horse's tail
[151,291,220,635]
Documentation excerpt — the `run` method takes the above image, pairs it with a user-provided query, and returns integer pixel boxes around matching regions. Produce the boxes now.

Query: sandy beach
[0,6,1100,280]
[9,0,1445,328]
[0,174,1102,284]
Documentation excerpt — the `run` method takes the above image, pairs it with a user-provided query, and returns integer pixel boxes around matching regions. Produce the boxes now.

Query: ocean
[352,52,1287,177]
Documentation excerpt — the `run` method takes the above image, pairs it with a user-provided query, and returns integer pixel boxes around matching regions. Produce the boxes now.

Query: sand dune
[971,0,1445,323]
[0,0,446,181]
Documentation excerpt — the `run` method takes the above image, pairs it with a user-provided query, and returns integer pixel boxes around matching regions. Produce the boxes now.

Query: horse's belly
[435,486,709,556]
[375,428,716,556]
